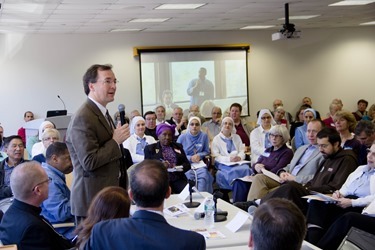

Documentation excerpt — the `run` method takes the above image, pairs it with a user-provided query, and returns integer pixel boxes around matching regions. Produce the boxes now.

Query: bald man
[0,161,73,249]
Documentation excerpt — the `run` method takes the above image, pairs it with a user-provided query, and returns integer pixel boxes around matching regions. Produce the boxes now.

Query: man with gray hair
[0,161,73,249]
[202,106,222,141]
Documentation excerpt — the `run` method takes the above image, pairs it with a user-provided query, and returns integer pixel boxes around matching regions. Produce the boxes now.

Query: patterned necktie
[136,137,147,155]
[106,110,115,130]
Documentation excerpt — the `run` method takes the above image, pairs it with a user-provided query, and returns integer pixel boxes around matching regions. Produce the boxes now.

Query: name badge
[174,149,181,154]
[199,91,204,96]
[261,152,270,157]
[328,168,333,172]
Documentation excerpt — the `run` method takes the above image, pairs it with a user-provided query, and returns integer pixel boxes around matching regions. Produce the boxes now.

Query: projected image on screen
[138,48,249,119]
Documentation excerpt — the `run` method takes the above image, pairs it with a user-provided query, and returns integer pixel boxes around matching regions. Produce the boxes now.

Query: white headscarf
[187,116,201,134]
[220,117,236,135]
[132,116,145,136]
[257,109,277,126]
[38,121,54,140]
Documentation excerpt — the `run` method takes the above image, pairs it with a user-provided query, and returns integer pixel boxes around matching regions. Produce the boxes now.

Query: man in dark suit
[66,64,130,223]
[85,160,206,250]
[0,161,73,249]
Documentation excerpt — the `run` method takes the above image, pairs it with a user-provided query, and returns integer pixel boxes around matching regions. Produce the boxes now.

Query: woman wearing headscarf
[123,116,156,163]
[250,109,277,165]
[177,116,213,193]
[144,123,191,193]
[29,121,55,158]
[211,117,252,198]
[294,108,316,149]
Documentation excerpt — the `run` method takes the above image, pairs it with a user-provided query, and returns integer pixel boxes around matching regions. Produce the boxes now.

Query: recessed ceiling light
[278,15,320,20]
[110,28,142,32]
[240,25,275,29]
[155,4,206,10]
[360,21,375,25]
[329,0,375,6]
[129,18,170,23]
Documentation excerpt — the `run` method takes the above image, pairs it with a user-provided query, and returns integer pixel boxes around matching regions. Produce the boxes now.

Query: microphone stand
[184,179,200,208]
[213,191,227,222]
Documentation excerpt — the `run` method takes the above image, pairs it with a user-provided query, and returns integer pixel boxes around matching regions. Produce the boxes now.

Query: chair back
[337,227,375,250]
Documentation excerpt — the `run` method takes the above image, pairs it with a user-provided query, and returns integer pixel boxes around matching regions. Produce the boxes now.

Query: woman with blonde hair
[75,186,130,249]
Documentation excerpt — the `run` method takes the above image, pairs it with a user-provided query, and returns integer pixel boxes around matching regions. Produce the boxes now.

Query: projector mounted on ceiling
[272,3,301,41]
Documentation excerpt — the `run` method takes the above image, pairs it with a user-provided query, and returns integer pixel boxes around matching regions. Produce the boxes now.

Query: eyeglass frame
[32,177,52,191]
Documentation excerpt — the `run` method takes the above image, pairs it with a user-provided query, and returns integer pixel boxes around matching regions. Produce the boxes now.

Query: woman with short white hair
[32,128,61,163]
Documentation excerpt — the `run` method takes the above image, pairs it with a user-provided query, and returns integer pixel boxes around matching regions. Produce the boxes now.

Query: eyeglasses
[269,134,282,139]
[97,79,118,85]
[42,137,59,142]
[261,116,271,120]
[190,123,200,127]
[32,177,52,191]
[9,144,24,149]
[212,112,222,115]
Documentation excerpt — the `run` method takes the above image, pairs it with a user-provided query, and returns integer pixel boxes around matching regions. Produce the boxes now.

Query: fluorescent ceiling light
[129,18,170,23]
[110,28,142,32]
[278,15,320,20]
[360,21,375,25]
[155,4,206,10]
[241,25,275,29]
[329,1,375,6]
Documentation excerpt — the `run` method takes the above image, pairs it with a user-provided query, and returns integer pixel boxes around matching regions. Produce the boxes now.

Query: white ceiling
[0,0,374,34]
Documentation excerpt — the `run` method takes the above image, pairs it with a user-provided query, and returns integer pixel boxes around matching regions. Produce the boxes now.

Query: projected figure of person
[187,67,214,107]
[161,89,178,119]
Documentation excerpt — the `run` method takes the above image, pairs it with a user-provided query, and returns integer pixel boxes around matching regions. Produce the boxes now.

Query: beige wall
[0,26,374,136]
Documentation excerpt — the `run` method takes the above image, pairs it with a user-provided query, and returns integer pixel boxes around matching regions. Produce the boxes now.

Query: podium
[24,115,72,141]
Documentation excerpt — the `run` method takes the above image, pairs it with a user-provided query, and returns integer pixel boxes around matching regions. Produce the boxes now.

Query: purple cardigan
[252,144,294,174]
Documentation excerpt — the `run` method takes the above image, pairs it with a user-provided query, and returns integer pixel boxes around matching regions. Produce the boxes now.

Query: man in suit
[0,161,73,249]
[66,64,130,223]
[247,119,325,200]
[84,160,206,250]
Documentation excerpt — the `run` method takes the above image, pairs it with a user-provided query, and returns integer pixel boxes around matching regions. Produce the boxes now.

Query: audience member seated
[0,126,5,161]
[246,120,324,202]
[32,128,60,163]
[188,104,206,123]
[112,111,130,127]
[28,121,55,158]
[0,161,73,249]
[84,160,206,250]
[317,205,375,250]
[40,142,75,239]
[290,104,310,139]
[363,103,375,122]
[177,116,213,193]
[248,198,306,250]
[355,120,375,149]
[129,110,141,134]
[123,116,156,164]
[143,111,158,140]
[272,99,293,124]
[212,117,252,200]
[232,125,293,203]
[273,106,289,129]
[352,99,368,121]
[75,186,130,250]
[202,106,222,142]
[200,100,215,118]
[0,135,27,200]
[155,105,166,125]
[166,107,187,139]
[301,97,321,119]
[334,110,365,164]
[305,141,375,244]
[229,103,253,147]
[259,128,358,213]
[144,123,190,194]
[323,102,341,129]
[250,109,276,165]
[17,111,34,145]
[295,108,316,149]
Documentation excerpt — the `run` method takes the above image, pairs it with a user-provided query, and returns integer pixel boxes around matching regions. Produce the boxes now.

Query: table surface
[163,192,252,249]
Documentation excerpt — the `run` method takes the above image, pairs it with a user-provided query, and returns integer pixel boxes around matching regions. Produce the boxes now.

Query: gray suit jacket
[280,144,324,184]
[66,98,122,217]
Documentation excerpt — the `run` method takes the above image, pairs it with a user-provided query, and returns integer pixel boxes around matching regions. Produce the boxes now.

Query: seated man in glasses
[0,161,73,249]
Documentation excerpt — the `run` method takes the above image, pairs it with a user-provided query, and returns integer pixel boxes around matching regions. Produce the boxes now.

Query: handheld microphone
[118,104,127,125]
[57,95,66,110]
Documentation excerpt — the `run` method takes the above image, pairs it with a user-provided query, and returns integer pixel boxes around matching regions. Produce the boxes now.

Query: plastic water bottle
[204,197,215,228]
